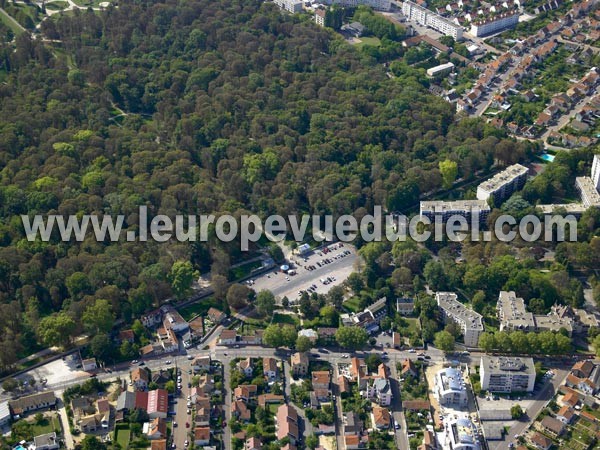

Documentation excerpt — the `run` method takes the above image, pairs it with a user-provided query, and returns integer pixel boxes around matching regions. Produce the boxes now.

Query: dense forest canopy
[0,0,533,370]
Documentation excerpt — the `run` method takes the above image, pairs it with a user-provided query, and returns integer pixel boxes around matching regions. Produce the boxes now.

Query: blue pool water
[540,153,555,162]
[15,445,26,450]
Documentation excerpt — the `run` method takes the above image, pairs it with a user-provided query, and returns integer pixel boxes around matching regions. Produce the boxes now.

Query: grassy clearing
[31,416,61,436]
[71,0,112,6]
[114,427,131,449]
[46,1,69,10]
[354,36,381,48]
[343,297,361,313]
[229,260,262,281]
[178,297,221,321]
[0,8,25,35]
[272,313,299,327]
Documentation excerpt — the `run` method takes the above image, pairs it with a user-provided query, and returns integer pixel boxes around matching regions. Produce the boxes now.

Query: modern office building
[435,367,468,406]
[436,292,484,347]
[476,164,528,205]
[497,291,535,332]
[470,13,519,37]
[480,356,536,393]
[420,200,490,224]
[401,0,464,40]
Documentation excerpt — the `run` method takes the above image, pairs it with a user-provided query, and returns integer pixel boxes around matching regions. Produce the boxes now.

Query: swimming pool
[14,445,26,450]
[540,153,555,162]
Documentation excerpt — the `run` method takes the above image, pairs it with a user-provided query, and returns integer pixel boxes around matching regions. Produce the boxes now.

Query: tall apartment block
[436,292,484,347]
[476,164,529,205]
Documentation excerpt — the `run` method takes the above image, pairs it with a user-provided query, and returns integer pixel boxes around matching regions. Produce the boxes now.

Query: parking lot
[249,243,358,303]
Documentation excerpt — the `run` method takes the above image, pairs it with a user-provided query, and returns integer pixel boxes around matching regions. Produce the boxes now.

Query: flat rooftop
[420,199,490,213]
[480,356,536,375]
[576,176,600,206]
[478,164,528,194]
[497,291,535,329]
[436,292,484,330]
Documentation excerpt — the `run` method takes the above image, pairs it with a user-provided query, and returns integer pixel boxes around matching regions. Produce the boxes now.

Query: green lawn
[0,8,25,35]
[228,260,262,281]
[354,36,381,48]
[343,297,361,313]
[178,297,221,321]
[114,427,131,449]
[266,402,282,415]
[45,1,69,10]
[31,416,61,436]
[272,313,299,327]
[71,0,111,6]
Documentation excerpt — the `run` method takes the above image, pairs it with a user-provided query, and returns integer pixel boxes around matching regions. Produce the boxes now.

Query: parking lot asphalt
[249,244,358,303]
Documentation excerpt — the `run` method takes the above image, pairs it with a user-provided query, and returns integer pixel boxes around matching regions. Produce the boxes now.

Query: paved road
[489,366,570,450]
[388,360,409,450]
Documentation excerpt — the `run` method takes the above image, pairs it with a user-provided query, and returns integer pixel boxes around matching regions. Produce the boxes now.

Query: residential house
[161,306,188,333]
[152,370,171,386]
[219,329,237,345]
[276,404,299,445]
[131,367,149,391]
[263,358,278,382]
[71,397,96,421]
[556,406,575,424]
[537,416,565,437]
[365,297,388,324]
[290,352,309,377]
[401,359,418,378]
[298,329,318,343]
[192,355,211,373]
[344,411,363,434]
[0,401,10,427]
[116,391,136,412]
[141,309,162,328]
[238,358,254,378]
[572,360,595,379]
[119,329,135,343]
[194,427,210,446]
[234,385,258,401]
[338,376,350,395]
[396,297,415,316]
[232,400,251,422]
[96,399,110,428]
[565,373,596,394]
[34,433,59,450]
[344,435,365,450]
[312,371,331,391]
[245,437,263,450]
[144,417,167,440]
[80,414,101,433]
[207,307,226,324]
[529,432,553,450]
[393,332,401,349]
[402,400,431,411]
[9,391,57,417]
[151,440,167,450]
[195,406,210,426]
[257,394,284,408]
[372,406,391,430]
[535,112,552,126]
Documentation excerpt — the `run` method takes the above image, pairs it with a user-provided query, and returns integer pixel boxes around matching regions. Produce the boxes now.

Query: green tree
[38,312,76,347]
[593,334,600,357]
[90,333,112,362]
[439,159,458,189]
[281,325,298,348]
[66,271,91,300]
[478,332,496,353]
[262,324,298,348]
[335,326,369,350]
[2,378,18,392]
[510,404,524,419]
[434,330,455,353]
[82,299,115,335]
[365,353,383,372]
[164,380,175,393]
[226,283,252,310]
[168,261,196,300]
[296,335,312,352]
[305,434,319,450]
[256,290,276,317]
[81,435,107,450]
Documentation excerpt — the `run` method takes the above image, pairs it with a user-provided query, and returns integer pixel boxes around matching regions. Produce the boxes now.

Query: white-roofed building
[435,367,468,406]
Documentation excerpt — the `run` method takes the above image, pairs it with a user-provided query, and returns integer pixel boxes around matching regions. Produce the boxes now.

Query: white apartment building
[314,8,326,26]
[591,154,600,191]
[576,176,600,207]
[476,164,528,205]
[470,13,519,37]
[480,356,536,393]
[436,292,484,347]
[273,0,303,13]
[435,367,468,406]
[439,417,481,450]
[420,200,490,224]
[325,0,392,11]
[401,1,464,40]
[497,291,535,332]
[427,62,455,77]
